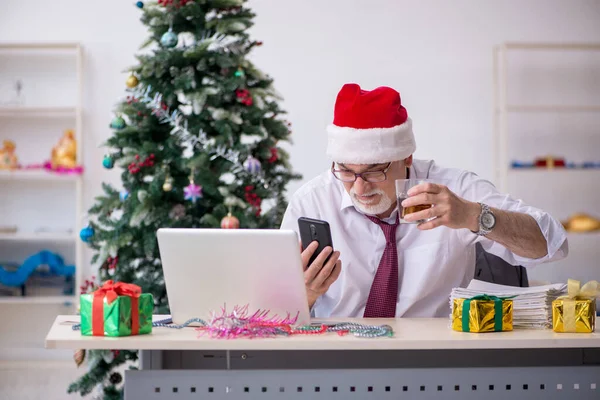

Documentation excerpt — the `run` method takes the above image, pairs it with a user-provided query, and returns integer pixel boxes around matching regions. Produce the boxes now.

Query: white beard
[349,187,394,216]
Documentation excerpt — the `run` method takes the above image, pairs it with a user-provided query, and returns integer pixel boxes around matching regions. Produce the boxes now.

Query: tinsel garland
[128,86,270,188]
[72,305,393,339]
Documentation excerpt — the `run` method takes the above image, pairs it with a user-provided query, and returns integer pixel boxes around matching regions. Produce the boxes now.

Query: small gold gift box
[552,279,599,333]
[452,295,513,333]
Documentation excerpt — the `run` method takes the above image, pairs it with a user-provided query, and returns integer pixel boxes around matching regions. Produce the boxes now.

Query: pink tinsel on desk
[195,305,300,339]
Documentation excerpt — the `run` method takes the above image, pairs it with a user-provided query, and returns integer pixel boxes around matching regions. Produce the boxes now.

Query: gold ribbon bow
[558,279,600,332]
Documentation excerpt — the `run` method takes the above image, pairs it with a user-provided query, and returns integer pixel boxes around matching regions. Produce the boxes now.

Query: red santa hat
[326,83,416,164]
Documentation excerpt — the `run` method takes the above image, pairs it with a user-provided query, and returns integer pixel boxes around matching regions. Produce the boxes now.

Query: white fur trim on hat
[325,118,416,164]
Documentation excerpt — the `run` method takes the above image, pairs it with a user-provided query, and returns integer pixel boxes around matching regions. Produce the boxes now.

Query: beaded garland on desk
[72,305,394,339]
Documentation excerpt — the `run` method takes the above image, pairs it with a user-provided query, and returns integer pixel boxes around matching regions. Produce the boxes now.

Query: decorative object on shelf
[79,280,153,337]
[49,129,79,170]
[243,155,261,174]
[510,160,534,169]
[451,295,514,333]
[0,225,18,234]
[126,74,139,89]
[220,212,240,229]
[79,224,94,243]
[160,28,178,48]
[0,250,75,289]
[110,115,126,130]
[552,279,599,333]
[534,156,566,169]
[0,140,19,170]
[561,213,600,233]
[3,79,25,106]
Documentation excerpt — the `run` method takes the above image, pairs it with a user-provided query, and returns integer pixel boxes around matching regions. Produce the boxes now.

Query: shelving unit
[492,42,600,286]
[0,42,84,361]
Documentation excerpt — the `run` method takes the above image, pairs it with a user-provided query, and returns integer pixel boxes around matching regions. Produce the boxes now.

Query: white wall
[0,0,599,394]
[2,0,599,261]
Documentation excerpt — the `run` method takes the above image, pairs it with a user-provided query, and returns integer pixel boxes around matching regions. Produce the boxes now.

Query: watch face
[482,212,495,229]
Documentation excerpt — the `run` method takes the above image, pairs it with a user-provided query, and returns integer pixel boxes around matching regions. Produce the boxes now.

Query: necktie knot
[366,214,399,243]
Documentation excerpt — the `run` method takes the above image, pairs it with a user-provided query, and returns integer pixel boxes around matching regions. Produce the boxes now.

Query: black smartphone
[298,217,334,267]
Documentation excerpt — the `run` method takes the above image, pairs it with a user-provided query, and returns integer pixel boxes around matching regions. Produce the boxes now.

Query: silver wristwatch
[475,202,496,236]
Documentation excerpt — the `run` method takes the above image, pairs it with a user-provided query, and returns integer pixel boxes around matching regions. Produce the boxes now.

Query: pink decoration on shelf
[22,161,84,175]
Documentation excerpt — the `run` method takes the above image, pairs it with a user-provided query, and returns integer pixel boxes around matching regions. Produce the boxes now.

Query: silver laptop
[157,228,311,326]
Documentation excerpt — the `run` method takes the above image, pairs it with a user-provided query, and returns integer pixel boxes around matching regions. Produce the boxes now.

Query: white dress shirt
[280,158,569,318]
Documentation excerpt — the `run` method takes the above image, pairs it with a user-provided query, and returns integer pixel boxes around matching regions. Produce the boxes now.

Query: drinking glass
[395,178,435,224]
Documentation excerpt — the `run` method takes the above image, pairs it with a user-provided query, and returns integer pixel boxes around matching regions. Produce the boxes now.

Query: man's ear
[404,154,413,167]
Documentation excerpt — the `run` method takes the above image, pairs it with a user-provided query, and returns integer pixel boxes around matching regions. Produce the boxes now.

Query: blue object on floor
[0,250,75,287]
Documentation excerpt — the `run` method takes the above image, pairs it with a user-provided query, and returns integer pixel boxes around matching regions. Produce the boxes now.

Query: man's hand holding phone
[301,241,341,309]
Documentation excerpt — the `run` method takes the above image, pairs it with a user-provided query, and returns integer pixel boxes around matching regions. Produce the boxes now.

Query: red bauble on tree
[268,148,278,163]
[128,154,155,174]
[235,89,253,106]
[221,213,240,229]
[244,185,262,216]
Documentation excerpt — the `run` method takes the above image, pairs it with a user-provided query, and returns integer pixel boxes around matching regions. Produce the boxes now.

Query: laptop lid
[157,228,311,326]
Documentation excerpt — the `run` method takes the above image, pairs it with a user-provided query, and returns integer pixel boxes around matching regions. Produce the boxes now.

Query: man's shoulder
[413,158,472,181]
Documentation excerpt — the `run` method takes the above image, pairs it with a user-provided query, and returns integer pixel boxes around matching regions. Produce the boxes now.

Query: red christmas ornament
[221,213,240,229]
[128,154,155,174]
[244,186,262,216]
[268,148,278,163]
[235,89,253,106]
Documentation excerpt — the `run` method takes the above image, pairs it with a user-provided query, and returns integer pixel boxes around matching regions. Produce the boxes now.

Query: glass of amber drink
[396,178,435,224]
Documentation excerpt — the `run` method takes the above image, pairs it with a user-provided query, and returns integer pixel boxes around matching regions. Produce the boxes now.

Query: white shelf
[0,233,76,243]
[0,42,80,50]
[504,105,600,113]
[0,296,76,305]
[509,168,600,173]
[0,106,77,118]
[0,169,80,182]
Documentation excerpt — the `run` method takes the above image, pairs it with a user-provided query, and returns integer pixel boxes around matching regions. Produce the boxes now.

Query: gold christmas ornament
[126,74,139,88]
[163,175,173,192]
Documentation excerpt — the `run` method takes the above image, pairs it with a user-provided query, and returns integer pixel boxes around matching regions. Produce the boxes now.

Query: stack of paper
[450,279,567,329]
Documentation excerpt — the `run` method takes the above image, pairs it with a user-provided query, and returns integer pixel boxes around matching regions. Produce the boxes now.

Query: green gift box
[80,280,153,337]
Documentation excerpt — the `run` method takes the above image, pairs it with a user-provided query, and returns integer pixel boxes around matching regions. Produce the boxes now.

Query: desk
[46,315,600,400]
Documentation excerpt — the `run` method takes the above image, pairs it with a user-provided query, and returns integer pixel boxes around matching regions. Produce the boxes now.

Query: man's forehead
[337,162,389,171]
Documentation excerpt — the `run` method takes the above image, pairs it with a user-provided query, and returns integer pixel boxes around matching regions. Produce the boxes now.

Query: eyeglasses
[331,162,393,183]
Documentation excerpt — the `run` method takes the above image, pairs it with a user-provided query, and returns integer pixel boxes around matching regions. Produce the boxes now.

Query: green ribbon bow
[462,294,514,332]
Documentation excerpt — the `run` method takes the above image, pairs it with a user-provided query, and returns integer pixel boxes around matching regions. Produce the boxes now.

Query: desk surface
[45,315,600,351]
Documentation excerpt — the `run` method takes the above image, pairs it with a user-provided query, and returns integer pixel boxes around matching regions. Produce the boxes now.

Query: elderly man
[280,83,568,318]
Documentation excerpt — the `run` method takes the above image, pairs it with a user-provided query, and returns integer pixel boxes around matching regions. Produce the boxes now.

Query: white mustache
[350,188,385,197]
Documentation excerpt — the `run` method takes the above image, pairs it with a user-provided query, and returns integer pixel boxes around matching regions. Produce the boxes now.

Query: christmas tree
[68,0,300,398]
